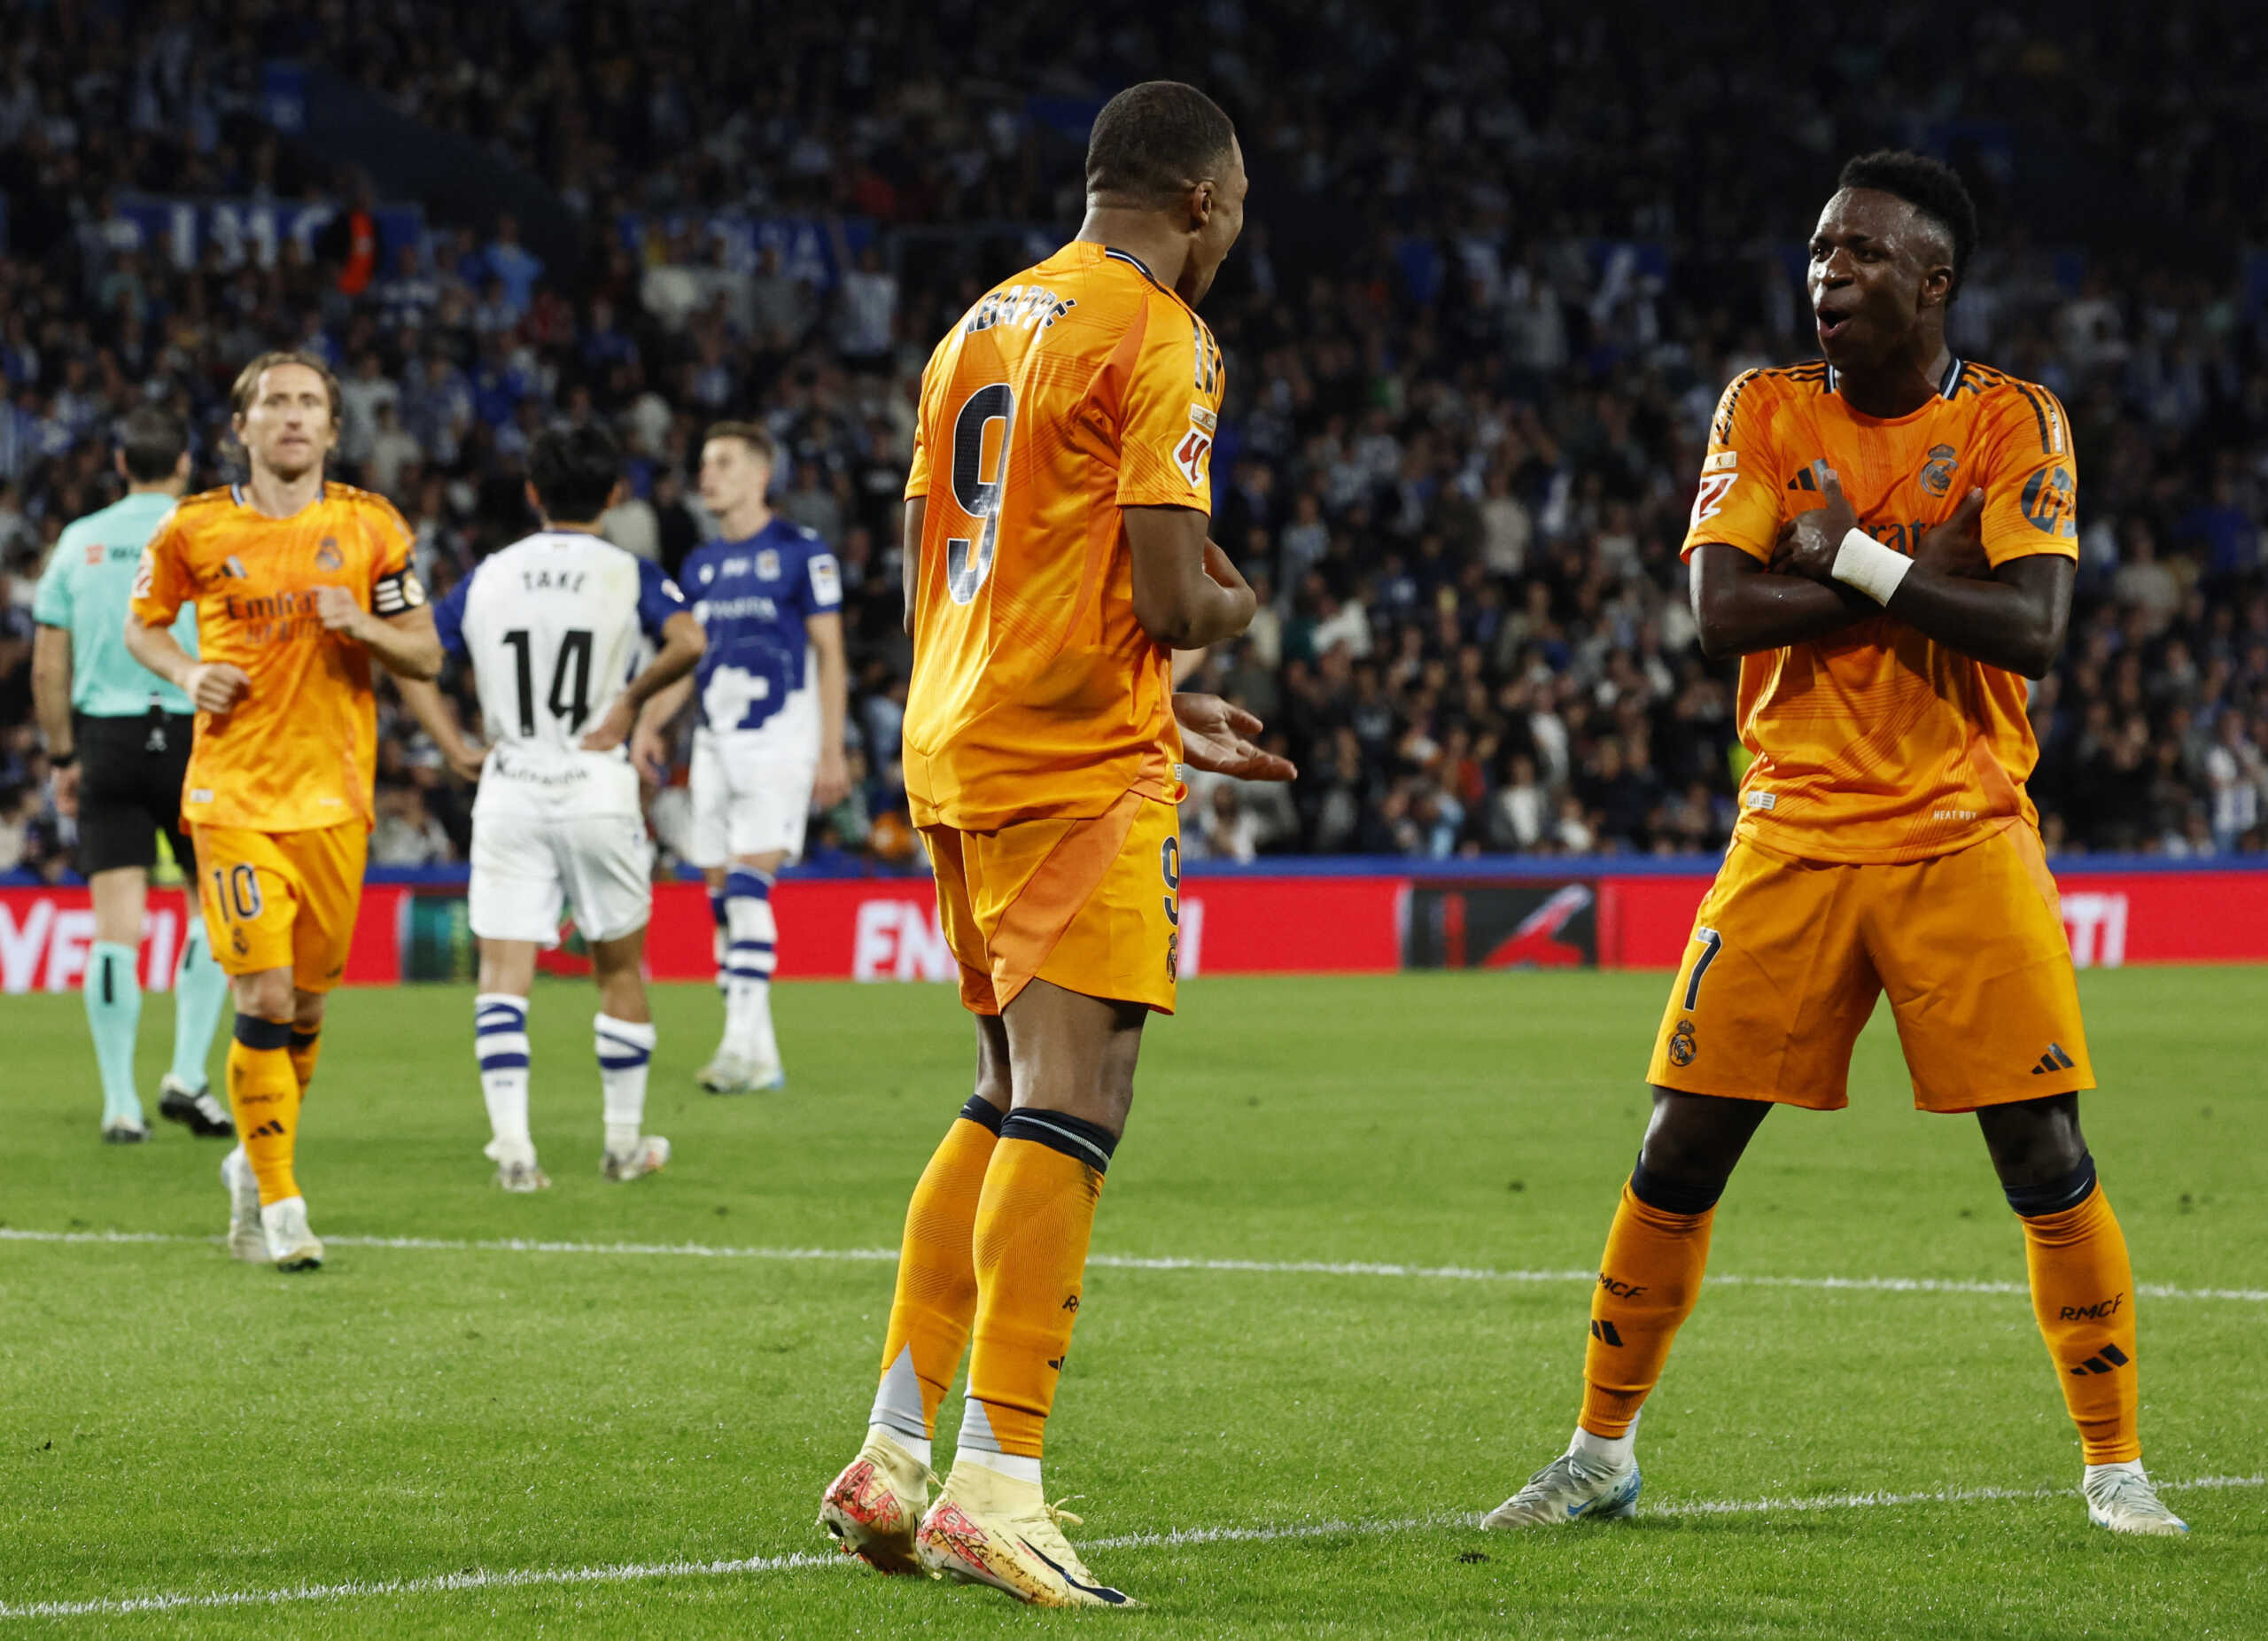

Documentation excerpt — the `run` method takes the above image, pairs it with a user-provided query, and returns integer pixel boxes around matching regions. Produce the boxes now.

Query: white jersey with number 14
[433,531,688,821]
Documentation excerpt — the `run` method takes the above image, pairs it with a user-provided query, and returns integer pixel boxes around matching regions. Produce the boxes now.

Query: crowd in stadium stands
[3,1,2266,880]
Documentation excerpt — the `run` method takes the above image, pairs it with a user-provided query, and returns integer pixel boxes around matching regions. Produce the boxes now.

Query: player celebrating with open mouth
[1484,152,2185,1537]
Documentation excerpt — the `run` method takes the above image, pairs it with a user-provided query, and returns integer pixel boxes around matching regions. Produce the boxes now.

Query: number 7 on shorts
[1683,926,1723,1010]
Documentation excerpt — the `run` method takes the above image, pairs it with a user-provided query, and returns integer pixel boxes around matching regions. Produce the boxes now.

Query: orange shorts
[1646,824,2092,1112]
[921,790,1180,1016]
[192,822,369,992]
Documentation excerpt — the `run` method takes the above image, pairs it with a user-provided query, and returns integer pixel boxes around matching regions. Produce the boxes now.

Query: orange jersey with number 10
[901,241,1225,830]
[1682,358,2079,864]
[130,481,423,834]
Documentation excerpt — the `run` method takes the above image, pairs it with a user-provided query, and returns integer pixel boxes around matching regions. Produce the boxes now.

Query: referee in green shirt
[31,407,233,1144]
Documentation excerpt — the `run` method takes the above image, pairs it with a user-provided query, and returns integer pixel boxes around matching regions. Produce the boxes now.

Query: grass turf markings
[4,1225,2263,1303]
[5,1474,2256,1622]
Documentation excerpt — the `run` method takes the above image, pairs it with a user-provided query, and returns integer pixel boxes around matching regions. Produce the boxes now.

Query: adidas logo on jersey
[2030,1043,2077,1076]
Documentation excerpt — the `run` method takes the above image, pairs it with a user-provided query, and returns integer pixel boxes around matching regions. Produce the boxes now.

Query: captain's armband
[373,567,427,616]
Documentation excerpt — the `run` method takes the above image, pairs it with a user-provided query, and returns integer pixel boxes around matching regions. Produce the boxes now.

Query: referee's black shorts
[74,710,196,878]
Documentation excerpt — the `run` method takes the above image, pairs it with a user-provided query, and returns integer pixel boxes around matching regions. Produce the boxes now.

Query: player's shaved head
[1834,151,1976,299]
[1086,81,1237,209]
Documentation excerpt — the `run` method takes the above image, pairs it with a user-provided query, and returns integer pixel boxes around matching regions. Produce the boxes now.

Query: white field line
[2,1474,2257,1622]
[4,1225,2264,1303]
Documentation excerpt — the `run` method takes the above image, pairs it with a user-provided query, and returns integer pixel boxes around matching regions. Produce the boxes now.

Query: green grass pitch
[3,968,2264,1637]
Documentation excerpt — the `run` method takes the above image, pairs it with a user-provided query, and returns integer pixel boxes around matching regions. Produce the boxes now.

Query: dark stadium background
[3,0,2264,883]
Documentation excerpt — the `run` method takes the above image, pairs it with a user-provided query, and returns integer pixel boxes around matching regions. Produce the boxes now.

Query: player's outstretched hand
[579,697,638,755]
[182,661,251,713]
[313,584,373,639]
[1780,463,1860,581]
[1915,486,1990,579]
[1174,692,1298,782]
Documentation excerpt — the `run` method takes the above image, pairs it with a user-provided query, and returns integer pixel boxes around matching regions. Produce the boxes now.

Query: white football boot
[485,1138,550,1193]
[1482,1440,1643,1528]
[221,1146,267,1263]
[2085,1462,2188,1536]
[601,1135,672,1181]
[696,1053,784,1095]
[259,1195,324,1272]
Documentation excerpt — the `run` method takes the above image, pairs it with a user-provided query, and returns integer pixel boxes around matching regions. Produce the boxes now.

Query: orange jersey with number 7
[1682,359,2079,864]
[901,241,1225,831]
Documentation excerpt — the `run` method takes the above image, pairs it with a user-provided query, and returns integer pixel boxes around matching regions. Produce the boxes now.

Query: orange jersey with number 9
[901,241,1225,830]
[1681,359,2078,863]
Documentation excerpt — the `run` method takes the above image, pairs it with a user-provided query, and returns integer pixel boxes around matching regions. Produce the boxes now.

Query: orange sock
[2017,1172,2140,1464]
[227,1015,304,1205]
[871,1096,1002,1441]
[959,1111,1115,1463]
[289,1028,322,1094]
[1579,1179,1717,1439]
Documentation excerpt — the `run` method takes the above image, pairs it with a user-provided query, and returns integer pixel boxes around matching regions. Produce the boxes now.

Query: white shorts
[688,729,815,866]
[469,810,655,946]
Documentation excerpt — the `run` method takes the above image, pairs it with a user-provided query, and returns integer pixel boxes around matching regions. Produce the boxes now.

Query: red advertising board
[2,865,2259,992]
[1593,865,2268,970]
[0,883,405,993]
[637,875,1407,982]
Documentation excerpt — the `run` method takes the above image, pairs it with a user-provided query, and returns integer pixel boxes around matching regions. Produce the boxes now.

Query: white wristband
[1829,526,1912,604]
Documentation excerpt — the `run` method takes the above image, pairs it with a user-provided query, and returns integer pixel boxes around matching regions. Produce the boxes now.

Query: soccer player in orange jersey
[1484,153,2185,1537]
[125,351,443,1272]
[816,82,1293,1606]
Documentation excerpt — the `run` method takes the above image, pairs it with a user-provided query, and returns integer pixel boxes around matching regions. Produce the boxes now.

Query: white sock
[2085,1458,2146,1487]
[722,870,779,1062]
[872,1423,932,1469]
[870,1344,928,1442]
[475,992,532,1151]
[960,1449,1043,1488]
[595,1012,656,1151]
[955,1398,1043,1487]
[1570,1417,1637,1470]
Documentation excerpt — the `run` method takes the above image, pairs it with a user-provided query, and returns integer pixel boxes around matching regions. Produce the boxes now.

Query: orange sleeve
[128,507,194,626]
[372,495,416,577]
[903,337,949,500]
[904,412,933,500]
[1680,371,1784,564]
[1115,303,1222,512]
[1981,385,2079,566]
[365,495,428,614]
